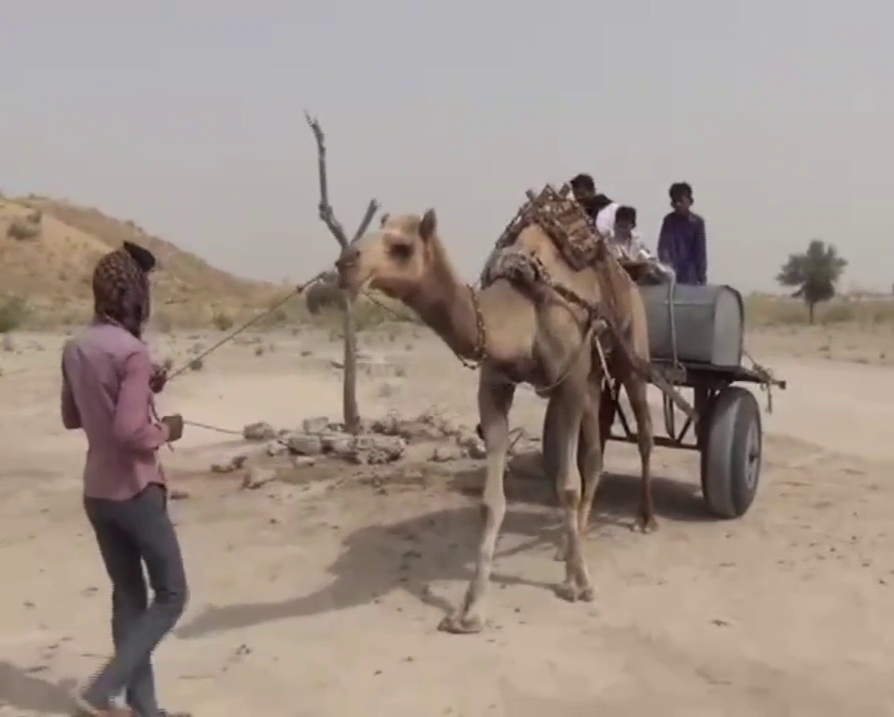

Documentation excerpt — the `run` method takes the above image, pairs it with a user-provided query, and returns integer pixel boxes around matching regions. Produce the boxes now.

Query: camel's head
[335,209,438,301]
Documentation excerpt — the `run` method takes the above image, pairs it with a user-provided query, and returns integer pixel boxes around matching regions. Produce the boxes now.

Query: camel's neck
[405,238,484,361]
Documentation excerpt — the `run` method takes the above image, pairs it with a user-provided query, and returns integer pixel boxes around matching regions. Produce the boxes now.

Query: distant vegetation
[0,192,890,334]
[776,239,848,323]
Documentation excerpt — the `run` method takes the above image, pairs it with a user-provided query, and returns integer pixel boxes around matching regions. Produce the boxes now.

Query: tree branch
[304,111,350,249]
[352,198,380,243]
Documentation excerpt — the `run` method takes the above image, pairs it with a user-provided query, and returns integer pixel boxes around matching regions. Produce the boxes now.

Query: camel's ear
[419,209,437,242]
[379,212,390,228]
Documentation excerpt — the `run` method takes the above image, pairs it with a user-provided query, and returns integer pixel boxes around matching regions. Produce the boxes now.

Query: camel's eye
[388,242,413,262]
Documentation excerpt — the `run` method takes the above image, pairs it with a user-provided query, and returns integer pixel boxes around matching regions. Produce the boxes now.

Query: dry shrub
[305,279,346,314]
[6,217,41,241]
[212,310,234,331]
[0,296,30,333]
[745,294,894,328]
[151,311,174,333]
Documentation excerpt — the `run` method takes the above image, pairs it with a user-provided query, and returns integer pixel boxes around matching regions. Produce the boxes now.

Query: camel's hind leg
[548,381,594,603]
[438,372,515,635]
[576,381,604,542]
[551,381,604,561]
[598,378,617,455]
[624,374,657,532]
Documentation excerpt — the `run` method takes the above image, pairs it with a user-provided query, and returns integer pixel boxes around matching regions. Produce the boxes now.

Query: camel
[334,208,655,634]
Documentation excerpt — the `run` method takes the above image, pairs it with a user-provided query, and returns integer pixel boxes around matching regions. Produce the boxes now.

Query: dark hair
[570,173,596,193]
[615,205,637,226]
[591,193,614,215]
[669,182,693,202]
[122,241,156,273]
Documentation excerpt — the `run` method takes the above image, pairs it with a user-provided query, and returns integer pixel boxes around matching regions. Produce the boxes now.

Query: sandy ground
[1,324,893,716]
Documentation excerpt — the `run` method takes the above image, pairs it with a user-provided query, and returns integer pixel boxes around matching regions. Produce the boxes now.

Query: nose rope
[152,269,331,449]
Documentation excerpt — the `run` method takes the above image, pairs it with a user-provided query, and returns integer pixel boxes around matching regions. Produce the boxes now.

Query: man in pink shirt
[62,241,188,717]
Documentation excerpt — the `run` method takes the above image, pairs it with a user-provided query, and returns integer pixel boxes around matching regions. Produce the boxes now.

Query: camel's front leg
[438,371,515,634]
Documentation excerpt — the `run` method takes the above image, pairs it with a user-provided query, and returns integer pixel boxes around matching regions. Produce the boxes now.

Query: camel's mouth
[334,261,371,298]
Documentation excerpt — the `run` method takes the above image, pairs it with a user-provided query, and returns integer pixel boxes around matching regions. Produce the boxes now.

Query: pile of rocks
[200,412,535,494]
[240,411,487,467]
[364,413,486,460]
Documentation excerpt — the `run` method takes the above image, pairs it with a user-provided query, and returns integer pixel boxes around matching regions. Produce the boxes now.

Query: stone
[321,432,355,456]
[507,432,540,457]
[431,445,463,462]
[456,430,487,459]
[350,435,406,465]
[370,415,401,436]
[301,416,331,434]
[265,441,288,457]
[241,467,276,490]
[292,456,317,468]
[242,422,276,441]
[285,433,324,456]
[356,417,376,434]
[211,454,248,474]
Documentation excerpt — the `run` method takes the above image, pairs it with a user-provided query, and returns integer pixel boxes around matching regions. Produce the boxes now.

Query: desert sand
[0,322,893,717]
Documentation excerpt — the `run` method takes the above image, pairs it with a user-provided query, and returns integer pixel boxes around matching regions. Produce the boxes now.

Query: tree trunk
[808,301,815,324]
[304,113,377,436]
[342,294,360,434]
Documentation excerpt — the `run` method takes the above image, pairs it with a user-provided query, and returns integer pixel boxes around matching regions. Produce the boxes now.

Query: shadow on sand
[176,450,708,640]
[481,449,713,528]
[0,661,77,715]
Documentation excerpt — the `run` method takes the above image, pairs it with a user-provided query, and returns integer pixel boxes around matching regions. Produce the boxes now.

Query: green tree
[776,239,847,323]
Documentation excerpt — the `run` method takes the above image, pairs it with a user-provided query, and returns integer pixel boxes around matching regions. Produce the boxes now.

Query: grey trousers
[83,483,188,717]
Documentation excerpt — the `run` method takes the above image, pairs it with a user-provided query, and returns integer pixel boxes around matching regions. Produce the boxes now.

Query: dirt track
[0,327,892,716]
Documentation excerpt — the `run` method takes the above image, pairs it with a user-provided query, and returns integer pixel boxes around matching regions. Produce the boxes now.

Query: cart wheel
[700,386,762,519]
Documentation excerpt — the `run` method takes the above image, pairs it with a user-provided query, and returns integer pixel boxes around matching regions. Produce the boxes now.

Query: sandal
[72,692,133,716]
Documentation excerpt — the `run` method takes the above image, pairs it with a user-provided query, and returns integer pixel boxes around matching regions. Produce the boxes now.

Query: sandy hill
[0,194,282,327]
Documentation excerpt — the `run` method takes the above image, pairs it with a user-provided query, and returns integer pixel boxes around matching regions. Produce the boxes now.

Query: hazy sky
[2,1,892,292]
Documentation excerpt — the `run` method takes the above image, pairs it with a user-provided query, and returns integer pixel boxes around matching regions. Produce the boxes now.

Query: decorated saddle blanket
[479,183,606,289]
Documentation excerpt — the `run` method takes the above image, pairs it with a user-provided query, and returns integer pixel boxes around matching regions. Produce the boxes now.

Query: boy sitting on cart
[607,205,675,285]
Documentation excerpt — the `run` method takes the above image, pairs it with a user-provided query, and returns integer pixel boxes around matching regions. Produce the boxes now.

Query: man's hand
[161,414,184,442]
[150,364,168,394]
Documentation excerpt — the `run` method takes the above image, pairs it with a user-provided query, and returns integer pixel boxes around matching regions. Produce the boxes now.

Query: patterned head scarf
[92,242,154,337]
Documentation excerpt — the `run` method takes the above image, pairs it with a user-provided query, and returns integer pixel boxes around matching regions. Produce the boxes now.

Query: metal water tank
[639,284,745,368]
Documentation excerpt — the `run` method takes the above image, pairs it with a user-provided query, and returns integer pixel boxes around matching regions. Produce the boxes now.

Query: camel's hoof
[438,612,485,634]
[578,585,597,603]
[632,517,659,534]
[554,581,582,603]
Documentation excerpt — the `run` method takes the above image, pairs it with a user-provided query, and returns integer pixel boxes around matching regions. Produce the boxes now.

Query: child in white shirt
[610,205,675,280]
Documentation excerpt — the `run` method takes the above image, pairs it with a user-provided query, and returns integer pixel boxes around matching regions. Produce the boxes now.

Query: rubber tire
[700,386,762,519]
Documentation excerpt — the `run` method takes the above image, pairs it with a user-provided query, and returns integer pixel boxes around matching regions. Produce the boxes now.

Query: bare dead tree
[305,112,379,434]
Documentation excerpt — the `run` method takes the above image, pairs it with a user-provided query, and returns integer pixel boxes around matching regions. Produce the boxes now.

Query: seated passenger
[569,173,613,224]
[610,206,675,283]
